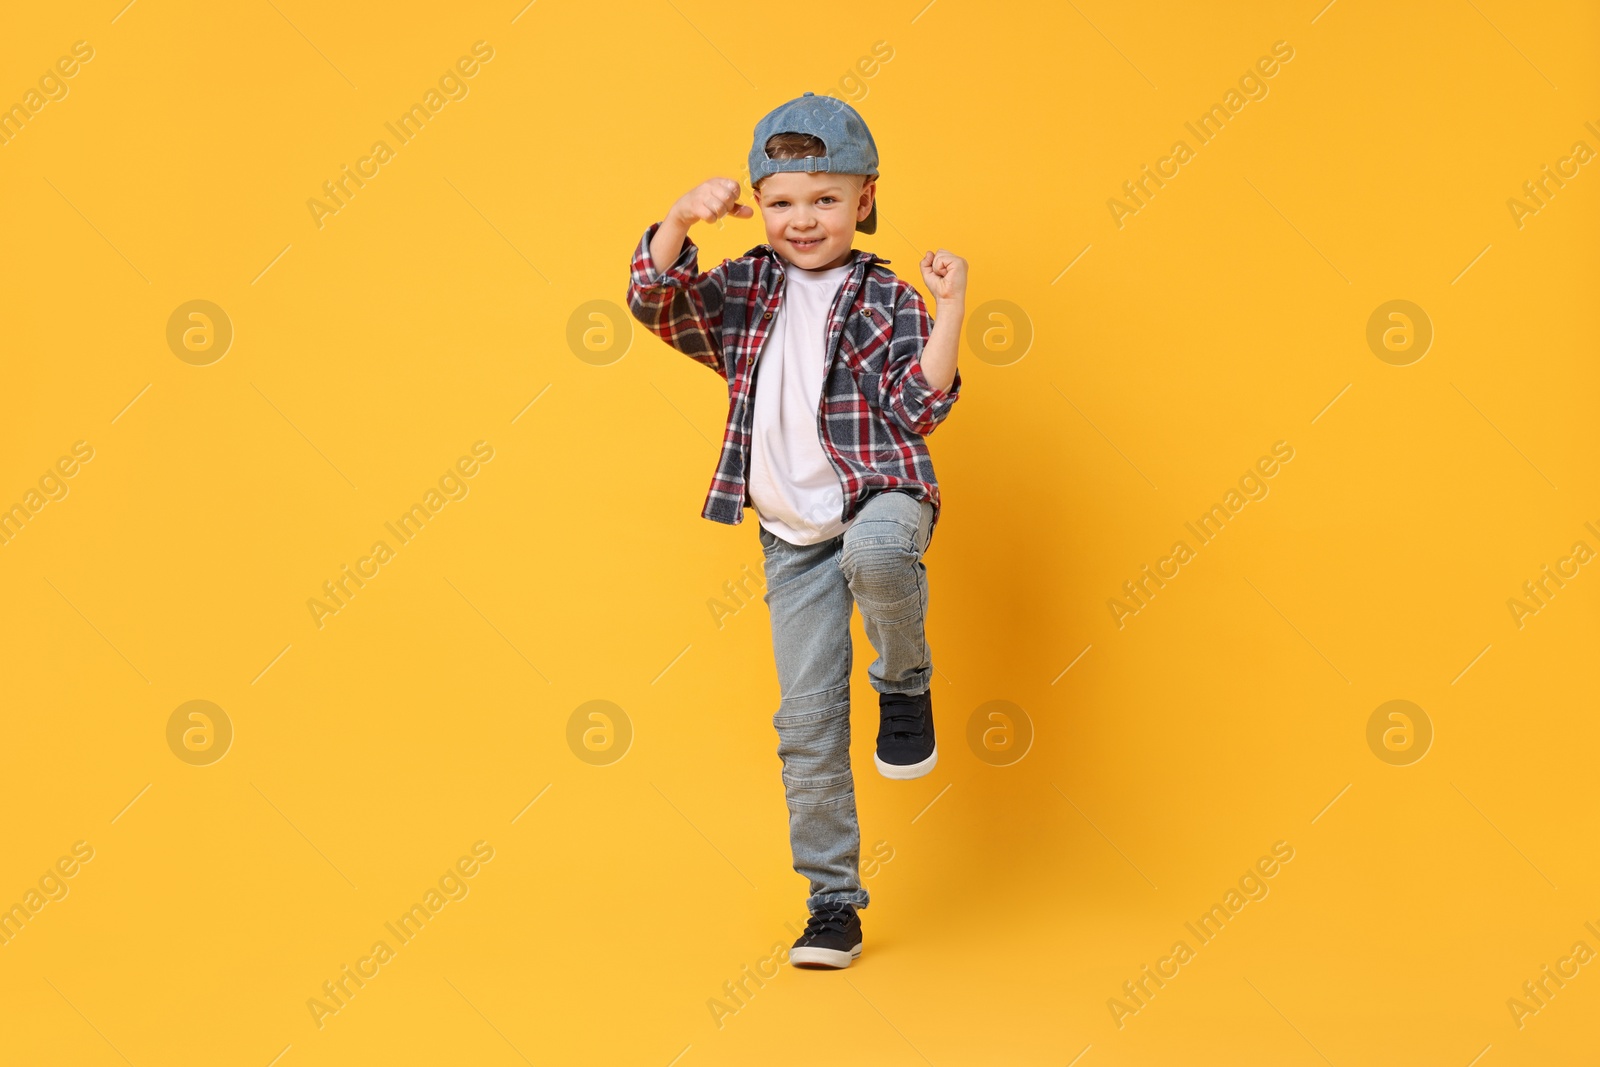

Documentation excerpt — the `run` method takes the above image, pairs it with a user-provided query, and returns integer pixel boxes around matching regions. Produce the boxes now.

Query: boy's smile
[753,170,876,271]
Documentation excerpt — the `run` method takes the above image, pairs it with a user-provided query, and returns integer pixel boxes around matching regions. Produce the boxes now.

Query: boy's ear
[857,177,877,224]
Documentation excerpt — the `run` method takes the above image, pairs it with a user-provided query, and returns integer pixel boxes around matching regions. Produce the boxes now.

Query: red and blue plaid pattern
[626,221,962,543]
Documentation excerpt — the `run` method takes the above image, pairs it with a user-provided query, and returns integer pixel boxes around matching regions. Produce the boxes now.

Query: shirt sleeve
[880,284,961,436]
[626,221,730,381]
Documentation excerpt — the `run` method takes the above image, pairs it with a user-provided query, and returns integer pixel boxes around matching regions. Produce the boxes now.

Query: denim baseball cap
[749,91,879,234]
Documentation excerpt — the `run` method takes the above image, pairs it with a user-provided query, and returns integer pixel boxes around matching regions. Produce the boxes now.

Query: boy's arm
[881,284,962,437]
[627,222,729,380]
[626,177,753,381]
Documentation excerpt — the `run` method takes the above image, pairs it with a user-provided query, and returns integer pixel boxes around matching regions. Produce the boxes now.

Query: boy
[626,92,965,969]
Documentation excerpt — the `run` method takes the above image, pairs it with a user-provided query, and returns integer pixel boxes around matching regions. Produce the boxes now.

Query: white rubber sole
[875,745,937,780]
[790,942,863,969]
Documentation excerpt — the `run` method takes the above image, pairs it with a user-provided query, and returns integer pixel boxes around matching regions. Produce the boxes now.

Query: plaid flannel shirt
[626,220,962,545]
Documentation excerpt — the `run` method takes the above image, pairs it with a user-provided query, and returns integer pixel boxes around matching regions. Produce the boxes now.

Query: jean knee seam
[783,768,854,789]
[773,683,851,719]
[787,790,857,813]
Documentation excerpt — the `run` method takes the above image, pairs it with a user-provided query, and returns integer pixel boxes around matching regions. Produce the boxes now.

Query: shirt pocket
[838,303,893,376]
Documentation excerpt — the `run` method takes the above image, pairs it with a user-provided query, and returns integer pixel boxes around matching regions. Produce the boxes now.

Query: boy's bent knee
[839,533,919,602]
[840,523,917,569]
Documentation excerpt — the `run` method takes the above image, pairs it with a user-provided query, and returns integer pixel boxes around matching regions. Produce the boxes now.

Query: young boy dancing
[626,92,965,969]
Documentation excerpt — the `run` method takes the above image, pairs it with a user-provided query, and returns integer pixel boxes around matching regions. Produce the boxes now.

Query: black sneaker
[875,689,937,779]
[789,903,863,969]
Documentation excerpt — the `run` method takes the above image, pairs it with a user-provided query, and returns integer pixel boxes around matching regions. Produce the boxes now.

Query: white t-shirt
[747,259,854,545]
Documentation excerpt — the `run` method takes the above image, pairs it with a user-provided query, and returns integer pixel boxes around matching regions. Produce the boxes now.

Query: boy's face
[753,170,876,271]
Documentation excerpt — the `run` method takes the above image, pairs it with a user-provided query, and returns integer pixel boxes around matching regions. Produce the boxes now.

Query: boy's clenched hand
[915,250,967,396]
[648,177,754,277]
[919,249,967,308]
[672,177,754,226]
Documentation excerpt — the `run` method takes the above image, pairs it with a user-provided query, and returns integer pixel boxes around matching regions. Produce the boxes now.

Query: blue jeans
[757,489,935,912]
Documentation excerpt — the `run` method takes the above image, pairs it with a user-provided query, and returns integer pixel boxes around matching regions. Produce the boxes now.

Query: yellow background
[2,0,1597,1063]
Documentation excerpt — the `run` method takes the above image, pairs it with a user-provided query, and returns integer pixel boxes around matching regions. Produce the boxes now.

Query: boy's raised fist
[919,249,968,307]
[672,177,754,226]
